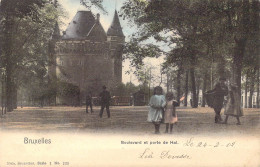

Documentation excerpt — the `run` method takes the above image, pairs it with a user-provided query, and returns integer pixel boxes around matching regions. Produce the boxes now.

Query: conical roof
[87,14,107,41]
[62,10,95,39]
[107,10,124,37]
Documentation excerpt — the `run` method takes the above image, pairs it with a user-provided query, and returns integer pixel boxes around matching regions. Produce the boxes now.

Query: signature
[139,148,191,159]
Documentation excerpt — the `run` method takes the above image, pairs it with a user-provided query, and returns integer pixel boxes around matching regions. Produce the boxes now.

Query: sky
[60,0,166,86]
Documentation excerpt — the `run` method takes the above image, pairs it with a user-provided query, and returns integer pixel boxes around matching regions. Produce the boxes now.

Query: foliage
[111,82,139,96]
[81,0,107,14]
[57,81,80,97]
[0,0,64,109]
[121,0,259,107]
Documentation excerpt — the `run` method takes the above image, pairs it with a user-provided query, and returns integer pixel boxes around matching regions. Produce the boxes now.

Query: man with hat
[206,77,228,123]
[99,85,111,118]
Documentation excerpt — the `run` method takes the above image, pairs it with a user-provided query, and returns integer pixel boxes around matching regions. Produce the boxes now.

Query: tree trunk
[257,68,259,108]
[184,70,189,107]
[233,39,247,98]
[196,78,200,106]
[201,73,208,107]
[4,15,14,112]
[233,0,249,99]
[176,65,182,104]
[190,67,198,108]
[248,68,256,108]
[1,73,5,115]
[252,0,259,108]
[248,81,254,108]
[148,68,152,100]
[6,70,14,112]
[245,75,248,108]
[166,72,169,93]
[217,56,226,79]
[12,83,18,109]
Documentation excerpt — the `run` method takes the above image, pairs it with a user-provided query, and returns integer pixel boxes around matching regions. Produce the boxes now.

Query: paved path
[0,106,259,135]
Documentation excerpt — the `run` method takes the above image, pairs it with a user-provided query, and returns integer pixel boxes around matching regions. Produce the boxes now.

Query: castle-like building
[49,7,125,105]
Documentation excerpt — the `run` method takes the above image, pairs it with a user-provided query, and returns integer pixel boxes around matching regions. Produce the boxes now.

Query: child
[147,86,166,134]
[164,92,179,133]
[223,84,243,125]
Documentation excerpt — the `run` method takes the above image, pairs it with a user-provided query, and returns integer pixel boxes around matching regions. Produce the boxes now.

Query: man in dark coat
[86,91,93,113]
[99,86,111,118]
[206,77,228,123]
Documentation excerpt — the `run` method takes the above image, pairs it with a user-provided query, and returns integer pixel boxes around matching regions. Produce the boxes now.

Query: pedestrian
[147,86,166,134]
[164,92,181,133]
[205,77,228,123]
[223,84,243,125]
[86,91,93,113]
[99,86,111,118]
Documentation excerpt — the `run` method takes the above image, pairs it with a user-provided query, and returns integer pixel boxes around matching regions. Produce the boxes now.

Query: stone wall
[54,38,123,105]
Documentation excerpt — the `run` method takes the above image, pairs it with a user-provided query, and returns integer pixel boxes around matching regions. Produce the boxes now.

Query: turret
[87,13,107,42]
[107,10,124,38]
[107,10,125,84]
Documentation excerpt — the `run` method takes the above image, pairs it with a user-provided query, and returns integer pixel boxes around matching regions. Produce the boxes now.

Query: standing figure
[205,77,228,123]
[99,86,111,118]
[147,86,166,134]
[86,91,93,113]
[164,92,181,133]
[223,84,243,125]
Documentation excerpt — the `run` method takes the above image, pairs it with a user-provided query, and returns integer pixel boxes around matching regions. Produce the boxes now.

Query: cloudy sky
[60,0,165,86]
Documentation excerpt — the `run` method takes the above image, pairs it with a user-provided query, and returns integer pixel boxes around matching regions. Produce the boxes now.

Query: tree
[122,0,218,107]
[0,0,64,110]
[111,82,139,97]
[0,0,47,112]
[121,0,259,108]
[80,0,107,14]
[213,0,259,97]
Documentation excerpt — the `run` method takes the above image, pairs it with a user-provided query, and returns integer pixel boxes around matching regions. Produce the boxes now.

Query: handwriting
[139,148,191,159]
[139,148,154,159]
[183,137,236,148]
[160,151,191,159]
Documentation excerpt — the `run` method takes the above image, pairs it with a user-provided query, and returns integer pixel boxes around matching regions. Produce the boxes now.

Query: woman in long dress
[147,86,166,134]
[223,84,243,125]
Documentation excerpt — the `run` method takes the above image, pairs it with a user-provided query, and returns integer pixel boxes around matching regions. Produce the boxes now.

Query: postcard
[0,0,259,167]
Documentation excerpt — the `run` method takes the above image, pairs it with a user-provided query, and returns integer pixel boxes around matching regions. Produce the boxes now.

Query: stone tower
[107,10,125,84]
[52,7,125,105]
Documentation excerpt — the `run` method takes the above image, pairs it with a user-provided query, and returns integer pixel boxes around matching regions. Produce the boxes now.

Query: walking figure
[164,92,182,133]
[147,86,166,134]
[99,86,111,118]
[223,84,243,125]
[205,77,228,123]
[86,91,93,113]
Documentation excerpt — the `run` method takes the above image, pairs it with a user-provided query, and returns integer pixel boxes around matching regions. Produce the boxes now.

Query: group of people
[86,77,243,133]
[147,86,182,134]
[85,86,111,118]
[148,77,244,134]
[205,77,243,124]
